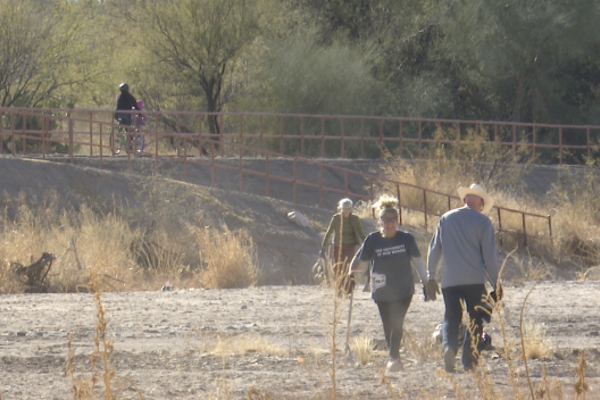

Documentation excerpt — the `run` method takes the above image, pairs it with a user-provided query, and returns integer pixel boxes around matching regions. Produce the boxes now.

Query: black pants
[442,284,487,369]
[114,112,132,126]
[376,296,412,360]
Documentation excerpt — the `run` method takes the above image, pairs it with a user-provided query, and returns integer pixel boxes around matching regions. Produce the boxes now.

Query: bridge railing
[0,106,553,246]
[2,107,600,165]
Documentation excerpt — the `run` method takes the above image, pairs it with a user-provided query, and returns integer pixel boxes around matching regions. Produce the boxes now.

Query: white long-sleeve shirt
[427,206,499,289]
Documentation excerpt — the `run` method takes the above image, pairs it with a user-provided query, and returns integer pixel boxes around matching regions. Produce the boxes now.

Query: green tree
[437,0,600,123]
[0,0,100,108]
[137,0,264,135]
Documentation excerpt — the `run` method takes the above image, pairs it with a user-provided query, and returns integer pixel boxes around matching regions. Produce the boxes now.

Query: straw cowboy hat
[457,183,494,214]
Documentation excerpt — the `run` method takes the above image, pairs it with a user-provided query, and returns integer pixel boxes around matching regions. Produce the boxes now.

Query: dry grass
[66,272,143,400]
[348,334,373,365]
[0,199,260,293]
[0,201,141,293]
[403,328,440,362]
[208,333,287,358]
[378,130,600,268]
[191,225,259,289]
[521,320,553,360]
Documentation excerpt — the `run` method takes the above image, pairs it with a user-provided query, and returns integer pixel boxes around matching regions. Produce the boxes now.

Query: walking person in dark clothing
[426,183,501,373]
[348,195,427,374]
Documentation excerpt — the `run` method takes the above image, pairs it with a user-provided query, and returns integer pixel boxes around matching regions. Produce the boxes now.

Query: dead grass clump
[348,334,373,365]
[208,333,287,358]
[522,320,552,360]
[192,225,259,289]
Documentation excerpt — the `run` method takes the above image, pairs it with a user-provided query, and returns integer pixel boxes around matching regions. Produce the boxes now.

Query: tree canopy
[4,0,600,127]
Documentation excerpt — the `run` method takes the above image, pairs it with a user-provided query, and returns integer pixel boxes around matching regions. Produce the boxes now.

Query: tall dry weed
[65,272,143,399]
[0,201,141,293]
[192,225,259,289]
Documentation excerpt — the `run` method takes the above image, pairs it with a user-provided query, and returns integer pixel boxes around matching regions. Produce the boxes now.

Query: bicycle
[110,118,145,155]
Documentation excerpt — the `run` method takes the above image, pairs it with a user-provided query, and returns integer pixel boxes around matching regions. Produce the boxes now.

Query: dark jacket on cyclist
[114,92,139,126]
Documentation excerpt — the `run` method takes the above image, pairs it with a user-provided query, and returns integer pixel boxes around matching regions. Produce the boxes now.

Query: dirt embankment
[0,157,381,285]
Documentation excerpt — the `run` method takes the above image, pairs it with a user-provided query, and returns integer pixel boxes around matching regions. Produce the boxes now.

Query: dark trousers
[442,284,487,369]
[376,296,412,360]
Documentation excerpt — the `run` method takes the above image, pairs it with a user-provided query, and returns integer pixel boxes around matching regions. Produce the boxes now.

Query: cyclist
[114,83,140,150]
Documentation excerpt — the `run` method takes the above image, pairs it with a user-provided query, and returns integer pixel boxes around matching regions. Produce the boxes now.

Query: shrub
[192,225,259,289]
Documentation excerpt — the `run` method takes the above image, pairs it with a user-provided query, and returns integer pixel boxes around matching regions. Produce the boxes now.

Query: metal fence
[0,107,554,245]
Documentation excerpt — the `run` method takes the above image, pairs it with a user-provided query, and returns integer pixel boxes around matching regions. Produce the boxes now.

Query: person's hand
[490,284,503,302]
[346,275,356,294]
[424,279,440,301]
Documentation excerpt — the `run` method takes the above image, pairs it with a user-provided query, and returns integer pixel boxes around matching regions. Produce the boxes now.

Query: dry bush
[521,320,553,360]
[192,225,259,289]
[0,201,141,293]
[130,232,189,290]
[348,334,373,365]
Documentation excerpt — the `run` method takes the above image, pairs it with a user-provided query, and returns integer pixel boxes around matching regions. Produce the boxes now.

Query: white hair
[337,198,353,211]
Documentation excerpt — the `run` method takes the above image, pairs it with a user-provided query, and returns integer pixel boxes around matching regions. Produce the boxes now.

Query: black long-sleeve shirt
[115,92,139,111]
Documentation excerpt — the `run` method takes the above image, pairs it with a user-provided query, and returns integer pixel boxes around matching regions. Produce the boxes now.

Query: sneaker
[443,348,456,373]
[386,358,404,373]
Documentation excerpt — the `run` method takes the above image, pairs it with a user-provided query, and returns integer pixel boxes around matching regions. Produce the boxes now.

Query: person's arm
[321,215,337,248]
[427,223,443,281]
[481,222,499,286]
[354,216,367,242]
[348,235,370,276]
[411,256,427,283]
[348,253,366,277]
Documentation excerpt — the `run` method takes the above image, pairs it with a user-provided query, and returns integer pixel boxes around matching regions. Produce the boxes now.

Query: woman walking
[320,198,366,294]
[348,195,427,373]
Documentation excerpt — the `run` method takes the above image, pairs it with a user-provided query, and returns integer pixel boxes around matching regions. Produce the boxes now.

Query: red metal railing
[0,107,555,245]
[3,107,600,164]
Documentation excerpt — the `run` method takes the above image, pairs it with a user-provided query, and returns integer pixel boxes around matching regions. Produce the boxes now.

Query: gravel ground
[1,282,600,399]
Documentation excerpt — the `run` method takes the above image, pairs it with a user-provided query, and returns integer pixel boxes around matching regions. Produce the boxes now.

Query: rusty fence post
[497,208,503,247]
[293,158,297,203]
[266,153,271,198]
[340,117,345,158]
[99,124,104,168]
[423,189,428,231]
[68,113,74,162]
[522,213,528,247]
[319,164,324,208]
[548,215,553,248]
[321,117,325,158]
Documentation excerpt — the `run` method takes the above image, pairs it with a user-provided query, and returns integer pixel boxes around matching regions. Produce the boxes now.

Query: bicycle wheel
[130,132,145,153]
[109,132,122,155]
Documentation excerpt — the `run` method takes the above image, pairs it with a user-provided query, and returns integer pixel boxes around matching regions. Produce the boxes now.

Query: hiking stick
[345,289,355,363]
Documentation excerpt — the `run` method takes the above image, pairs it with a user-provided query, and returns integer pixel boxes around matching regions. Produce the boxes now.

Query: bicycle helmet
[119,83,129,92]
[137,100,144,109]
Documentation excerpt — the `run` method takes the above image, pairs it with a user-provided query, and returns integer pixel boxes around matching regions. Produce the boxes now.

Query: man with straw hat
[425,183,501,373]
